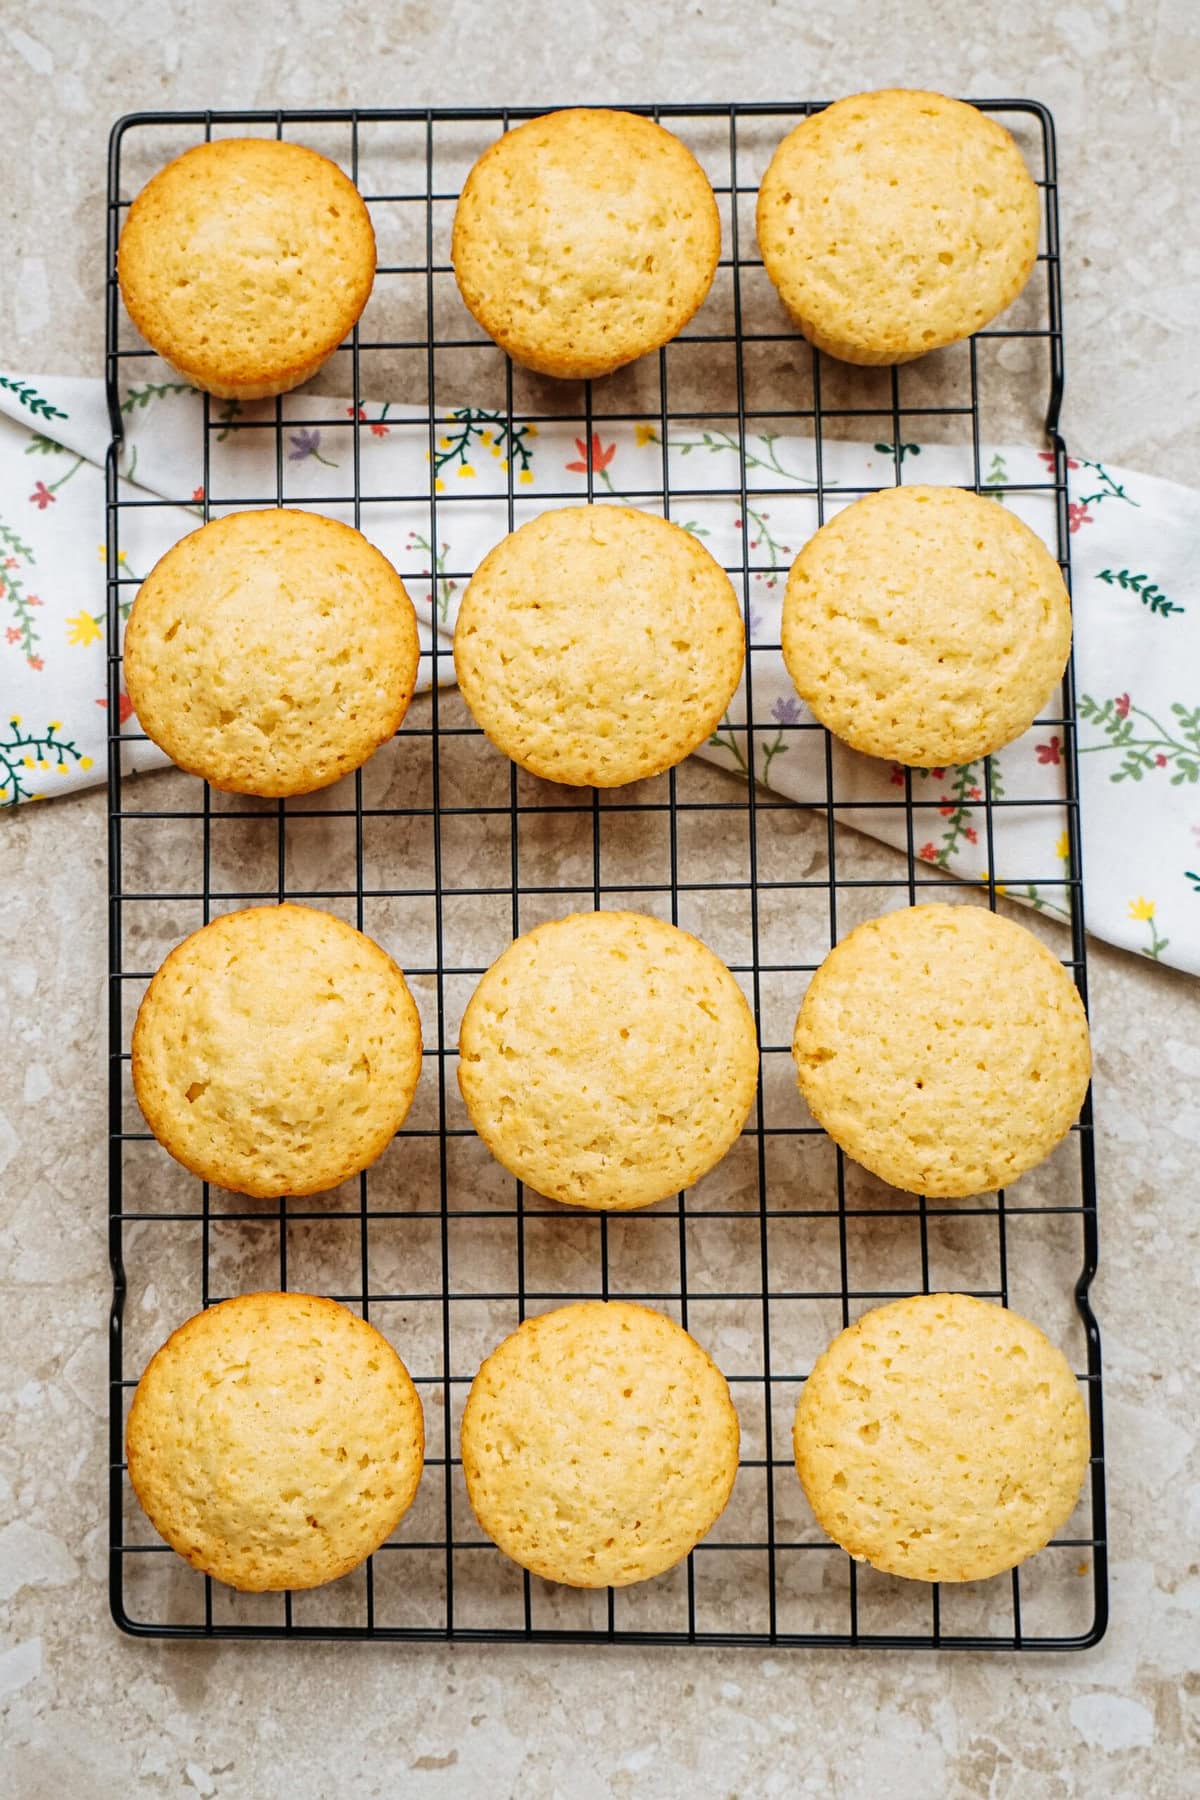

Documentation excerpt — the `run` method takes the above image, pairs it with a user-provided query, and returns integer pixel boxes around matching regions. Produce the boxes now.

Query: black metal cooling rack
[105,101,1106,1648]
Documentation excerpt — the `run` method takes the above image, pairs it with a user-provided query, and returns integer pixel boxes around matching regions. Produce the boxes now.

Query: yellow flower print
[490,444,501,458]
[97,544,127,565]
[8,715,19,726]
[978,871,1008,898]
[634,423,657,447]
[80,756,93,772]
[439,436,451,449]
[1128,896,1155,921]
[526,424,538,438]
[1055,831,1070,861]
[459,464,476,479]
[48,719,60,731]
[435,477,445,493]
[55,762,68,776]
[67,611,103,647]
[519,469,534,485]
[480,431,493,446]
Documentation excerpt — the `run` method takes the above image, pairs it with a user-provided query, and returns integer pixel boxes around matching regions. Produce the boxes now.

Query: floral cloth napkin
[1,370,1197,977]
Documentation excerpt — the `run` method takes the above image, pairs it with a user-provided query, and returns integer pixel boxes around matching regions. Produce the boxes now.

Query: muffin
[454,505,744,787]
[793,1293,1090,1582]
[462,1301,740,1587]
[756,91,1040,365]
[792,903,1091,1198]
[451,108,721,378]
[132,904,423,1198]
[127,1293,425,1591]
[458,910,759,1210]
[118,137,376,399]
[123,509,420,797]
[780,485,1072,767]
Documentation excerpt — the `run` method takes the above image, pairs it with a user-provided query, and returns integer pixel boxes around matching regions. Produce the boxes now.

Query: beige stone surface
[2,3,1199,1797]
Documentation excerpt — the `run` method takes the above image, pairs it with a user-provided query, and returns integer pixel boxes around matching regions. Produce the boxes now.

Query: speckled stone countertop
[2,3,1199,1796]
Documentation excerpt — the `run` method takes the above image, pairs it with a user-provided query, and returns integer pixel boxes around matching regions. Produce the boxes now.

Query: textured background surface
[2,2,1199,1795]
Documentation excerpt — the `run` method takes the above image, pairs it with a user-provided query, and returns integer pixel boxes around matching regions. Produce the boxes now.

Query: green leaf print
[1096,568,1184,618]
[1079,695,1200,785]
[0,376,68,422]
[0,717,91,804]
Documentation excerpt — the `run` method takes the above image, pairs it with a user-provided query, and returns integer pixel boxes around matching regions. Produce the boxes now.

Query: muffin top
[132,904,423,1198]
[756,91,1040,365]
[458,909,759,1211]
[454,505,744,787]
[123,508,420,798]
[127,1292,425,1592]
[452,109,721,378]
[792,903,1091,1198]
[462,1301,740,1587]
[793,1293,1090,1582]
[118,137,376,399]
[780,484,1072,767]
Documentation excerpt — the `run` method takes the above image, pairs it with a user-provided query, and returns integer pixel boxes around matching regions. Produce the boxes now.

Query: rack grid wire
[105,100,1106,1648]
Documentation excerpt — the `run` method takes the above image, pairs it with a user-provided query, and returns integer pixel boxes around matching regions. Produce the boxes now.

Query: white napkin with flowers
[1,370,1196,976]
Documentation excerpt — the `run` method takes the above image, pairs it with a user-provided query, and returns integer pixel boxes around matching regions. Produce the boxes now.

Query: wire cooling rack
[105,101,1106,1648]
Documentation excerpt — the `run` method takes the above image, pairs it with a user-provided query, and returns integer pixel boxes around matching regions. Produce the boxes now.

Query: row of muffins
[128,1289,1090,1597]
[124,486,1073,800]
[132,901,1091,1210]
[118,92,1041,392]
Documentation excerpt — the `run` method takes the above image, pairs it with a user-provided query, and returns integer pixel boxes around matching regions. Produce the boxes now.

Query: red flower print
[929,768,945,780]
[4,557,17,569]
[889,764,904,787]
[5,626,18,644]
[96,692,135,723]
[1155,753,1167,767]
[1067,501,1093,533]
[938,803,955,817]
[967,785,982,801]
[566,433,616,474]
[27,655,43,671]
[1036,736,1062,765]
[29,480,55,509]
[1114,693,1130,719]
[917,842,937,863]
[346,405,366,421]
[193,486,205,502]
[26,594,41,608]
[1038,450,1079,471]
[370,422,390,437]
[965,826,978,844]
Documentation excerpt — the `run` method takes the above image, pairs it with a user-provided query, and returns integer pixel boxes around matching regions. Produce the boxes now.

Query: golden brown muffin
[453,505,744,787]
[756,91,1040,365]
[793,1293,1090,1582]
[118,137,376,399]
[123,509,420,798]
[127,1293,424,1591]
[452,109,721,378]
[462,1301,740,1586]
[792,903,1091,1198]
[458,910,759,1210]
[780,485,1072,767]
[132,904,423,1198]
